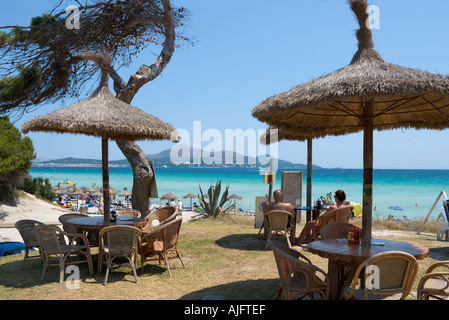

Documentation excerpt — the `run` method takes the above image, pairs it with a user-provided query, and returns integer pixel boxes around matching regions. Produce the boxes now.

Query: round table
[307,239,429,299]
[67,216,146,245]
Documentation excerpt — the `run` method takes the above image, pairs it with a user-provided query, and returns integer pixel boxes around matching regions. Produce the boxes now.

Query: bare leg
[295,220,315,244]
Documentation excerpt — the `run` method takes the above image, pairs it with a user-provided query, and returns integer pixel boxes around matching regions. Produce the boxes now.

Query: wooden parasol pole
[102,136,111,222]
[361,99,374,247]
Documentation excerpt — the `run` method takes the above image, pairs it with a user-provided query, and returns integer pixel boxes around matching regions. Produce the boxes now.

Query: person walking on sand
[177,199,183,215]
[295,189,347,245]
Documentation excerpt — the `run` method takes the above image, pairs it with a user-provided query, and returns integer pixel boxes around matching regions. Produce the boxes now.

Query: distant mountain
[32,147,323,169]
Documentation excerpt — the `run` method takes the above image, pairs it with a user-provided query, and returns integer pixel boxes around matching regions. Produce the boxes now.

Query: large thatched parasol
[22,53,178,222]
[252,0,449,246]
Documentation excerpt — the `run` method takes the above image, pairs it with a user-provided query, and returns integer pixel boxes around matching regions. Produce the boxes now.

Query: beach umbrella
[70,187,85,210]
[119,188,133,197]
[160,192,178,201]
[252,0,449,246]
[22,53,178,222]
[183,192,197,207]
[228,193,243,213]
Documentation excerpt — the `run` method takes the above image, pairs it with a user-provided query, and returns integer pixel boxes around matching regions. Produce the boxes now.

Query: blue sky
[3,0,449,169]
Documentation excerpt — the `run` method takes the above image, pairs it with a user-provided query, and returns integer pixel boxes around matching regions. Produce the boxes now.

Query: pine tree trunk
[112,0,175,218]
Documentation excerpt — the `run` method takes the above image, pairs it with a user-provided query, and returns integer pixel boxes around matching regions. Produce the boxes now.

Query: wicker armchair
[98,225,141,285]
[267,241,329,300]
[34,225,93,283]
[342,251,418,300]
[58,213,97,246]
[263,210,294,249]
[142,206,178,233]
[417,261,449,300]
[116,209,141,218]
[139,216,185,276]
[320,222,355,240]
[312,205,354,241]
[14,219,45,270]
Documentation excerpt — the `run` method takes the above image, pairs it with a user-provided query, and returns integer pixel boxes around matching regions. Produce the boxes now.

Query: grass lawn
[0,215,448,300]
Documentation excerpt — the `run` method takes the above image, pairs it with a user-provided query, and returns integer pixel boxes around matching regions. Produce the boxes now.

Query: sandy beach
[0,191,203,242]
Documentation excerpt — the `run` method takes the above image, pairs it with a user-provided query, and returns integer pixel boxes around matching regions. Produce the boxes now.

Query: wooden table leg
[327,260,344,300]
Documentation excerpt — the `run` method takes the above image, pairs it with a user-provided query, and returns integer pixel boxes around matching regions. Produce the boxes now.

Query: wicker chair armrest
[426,261,449,274]
[67,233,90,247]
[418,272,449,292]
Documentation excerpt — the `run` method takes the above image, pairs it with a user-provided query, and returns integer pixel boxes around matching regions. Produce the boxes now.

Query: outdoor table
[293,206,326,222]
[67,216,146,245]
[307,238,429,300]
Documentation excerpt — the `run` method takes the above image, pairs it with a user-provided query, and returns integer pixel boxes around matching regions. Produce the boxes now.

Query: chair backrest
[267,241,329,298]
[141,217,183,251]
[79,206,88,214]
[347,251,418,300]
[320,222,355,240]
[116,209,141,218]
[99,226,141,256]
[58,213,87,234]
[34,225,66,255]
[263,210,293,231]
[15,219,45,248]
[143,206,178,232]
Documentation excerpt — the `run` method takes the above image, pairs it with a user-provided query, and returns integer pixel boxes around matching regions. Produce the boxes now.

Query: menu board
[281,171,303,208]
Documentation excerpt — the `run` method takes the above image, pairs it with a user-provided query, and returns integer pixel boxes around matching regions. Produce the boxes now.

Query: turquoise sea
[30,167,449,220]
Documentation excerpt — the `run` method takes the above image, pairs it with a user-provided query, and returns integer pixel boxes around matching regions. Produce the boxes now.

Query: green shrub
[22,177,55,201]
[198,180,232,218]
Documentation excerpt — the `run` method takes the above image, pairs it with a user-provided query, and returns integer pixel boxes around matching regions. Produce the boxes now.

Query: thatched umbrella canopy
[22,53,178,222]
[119,188,133,197]
[183,192,197,207]
[228,193,243,213]
[160,192,178,201]
[70,187,85,209]
[252,0,449,246]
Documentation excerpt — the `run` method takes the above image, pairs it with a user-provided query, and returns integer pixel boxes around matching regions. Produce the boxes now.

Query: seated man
[295,189,346,244]
[263,190,295,227]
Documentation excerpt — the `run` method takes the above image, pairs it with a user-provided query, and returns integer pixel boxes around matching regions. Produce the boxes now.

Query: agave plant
[198,180,231,218]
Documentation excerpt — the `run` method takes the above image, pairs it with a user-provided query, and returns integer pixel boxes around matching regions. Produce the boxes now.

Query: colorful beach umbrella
[252,0,449,246]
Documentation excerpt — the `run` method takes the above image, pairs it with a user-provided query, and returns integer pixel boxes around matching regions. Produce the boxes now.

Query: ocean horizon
[30,166,449,220]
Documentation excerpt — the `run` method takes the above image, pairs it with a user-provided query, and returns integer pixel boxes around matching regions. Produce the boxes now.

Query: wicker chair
[342,251,418,300]
[417,261,449,300]
[142,206,178,233]
[116,209,141,218]
[58,213,97,246]
[267,241,329,300]
[98,225,141,285]
[320,222,355,240]
[263,210,294,249]
[139,216,185,277]
[14,219,45,270]
[34,225,93,283]
[312,205,354,241]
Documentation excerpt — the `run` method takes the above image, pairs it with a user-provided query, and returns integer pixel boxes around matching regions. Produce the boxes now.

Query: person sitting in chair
[263,190,295,227]
[295,189,347,245]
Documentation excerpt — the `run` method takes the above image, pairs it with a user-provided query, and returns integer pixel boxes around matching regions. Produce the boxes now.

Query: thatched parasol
[228,193,243,213]
[119,188,133,197]
[252,0,449,246]
[22,53,178,222]
[160,192,178,201]
[183,192,197,207]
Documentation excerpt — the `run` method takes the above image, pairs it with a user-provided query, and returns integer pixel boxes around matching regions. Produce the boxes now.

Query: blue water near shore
[29,167,449,220]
